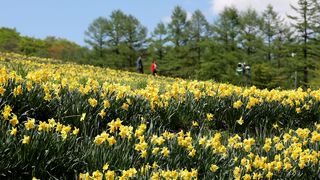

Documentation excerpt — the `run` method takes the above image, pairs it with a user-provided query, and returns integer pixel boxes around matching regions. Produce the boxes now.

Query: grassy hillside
[0,53,319,179]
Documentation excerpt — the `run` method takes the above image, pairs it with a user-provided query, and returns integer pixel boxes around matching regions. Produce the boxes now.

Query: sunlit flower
[192,121,199,127]
[10,127,17,136]
[210,164,219,172]
[161,147,170,157]
[121,103,129,111]
[25,118,35,130]
[233,100,243,109]
[2,105,12,120]
[103,163,109,171]
[88,98,98,107]
[13,85,22,97]
[80,113,86,121]
[92,170,102,179]
[105,170,115,180]
[272,123,279,129]
[73,127,79,135]
[22,135,30,144]
[296,107,301,113]
[9,114,19,126]
[99,109,106,118]
[107,136,116,146]
[206,113,214,121]
[0,86,5,96]
[237,116,244,125]
[103,100,110,108]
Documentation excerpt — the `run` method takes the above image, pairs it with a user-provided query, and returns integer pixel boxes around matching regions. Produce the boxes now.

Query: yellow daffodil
[13,85,22,97]
[103,163,109,171]
[103,100,110,108]
[210,164,219,172]
[80,113,86,121]
[233,100,243,109]
[237,116,244,125]
[192,121,199,127]
[105,170,115,180]
[72,127,79,135]
[161,147,170,157]
[206,113,214,121]
[2,105,12,120]
[9,114,19,126]
[22,135,30,144]
[88,98,98,107]
[25,118,35,130]
[121,103,129,111]
[10,127,17,136]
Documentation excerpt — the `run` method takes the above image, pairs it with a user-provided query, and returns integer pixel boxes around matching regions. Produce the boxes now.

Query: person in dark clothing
[136,56,144,74]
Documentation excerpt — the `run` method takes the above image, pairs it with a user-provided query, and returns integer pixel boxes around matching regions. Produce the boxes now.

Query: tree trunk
[159,49,163,61]
[303,66,308,87]
[303,7,308,88]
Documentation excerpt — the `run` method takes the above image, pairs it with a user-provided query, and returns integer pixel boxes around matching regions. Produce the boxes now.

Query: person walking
[136,56,144,74]
[151,59,157,76]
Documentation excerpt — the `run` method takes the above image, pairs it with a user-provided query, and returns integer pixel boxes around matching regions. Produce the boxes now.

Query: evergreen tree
[84,17,108,58]
[122,14,147,67]
[212,7,240,51]
[259,5,296,88]
[272,23,294,69]
[85,10,147,68]
[205,7,242,84]
[239,9,264,62]
[188,10,209,66]
[149,22,168,61]
[168,6,190,48]
[166,6,191,77]
[262,5,282,62]
[288,0,320,87]
[105,10,127,55]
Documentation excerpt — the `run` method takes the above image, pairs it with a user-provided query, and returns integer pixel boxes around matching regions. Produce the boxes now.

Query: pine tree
[122,14,147,67]
[188,10,209,66]
[212,7,240,51]
[262,5,282,62]
[261,4,294,73]
[168,6,190,48]
[288,0,320,87]
[105,10,127,55]
[149,22,168,61]
[84,17,108,58]
[166,6,191,77]
[86,10,147,68]
[239,8,264,62]
[207,7,243,83]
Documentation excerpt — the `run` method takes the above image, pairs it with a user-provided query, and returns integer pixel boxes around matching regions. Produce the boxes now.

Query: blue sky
[0,0,215,46]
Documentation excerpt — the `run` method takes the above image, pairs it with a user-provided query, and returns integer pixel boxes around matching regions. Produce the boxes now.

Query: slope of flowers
[0,52,319,179]
[0,52,319,130]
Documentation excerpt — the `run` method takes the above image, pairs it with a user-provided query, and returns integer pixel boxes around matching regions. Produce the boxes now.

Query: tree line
[0,0,319,89]
[85,0,320,89]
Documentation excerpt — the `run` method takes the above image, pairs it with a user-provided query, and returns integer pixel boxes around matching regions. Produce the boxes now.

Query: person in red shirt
[151,59,157,76]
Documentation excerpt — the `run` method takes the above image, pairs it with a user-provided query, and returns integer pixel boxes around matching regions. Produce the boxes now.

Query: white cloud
[211,0,299,20]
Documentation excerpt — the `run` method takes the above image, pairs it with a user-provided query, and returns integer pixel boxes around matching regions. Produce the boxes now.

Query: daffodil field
[0,53,319,179]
